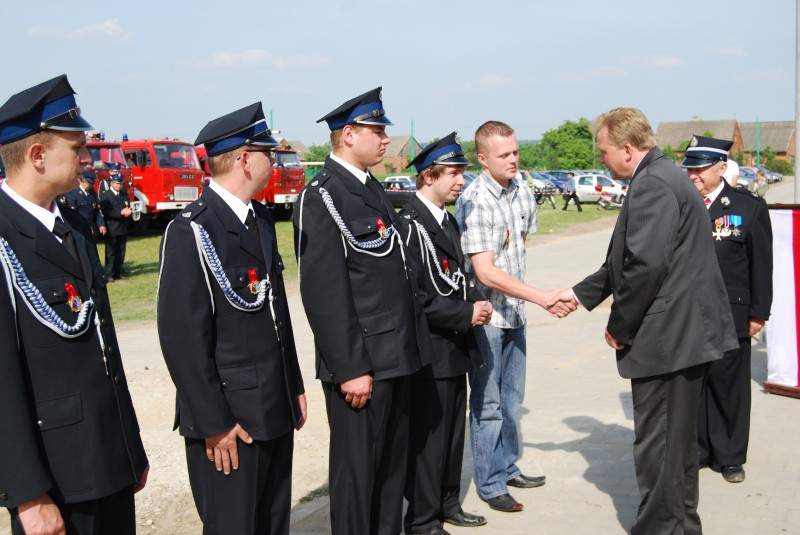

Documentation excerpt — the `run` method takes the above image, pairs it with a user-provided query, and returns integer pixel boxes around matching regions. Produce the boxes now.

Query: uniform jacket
[99,188,129,237]
[293,156,431,384]
[573,149,739,379]
[157,187,304,441]
[399,195,484,378]
[0,188,147,509]
[708,181,773,338]
[58,187,105,237]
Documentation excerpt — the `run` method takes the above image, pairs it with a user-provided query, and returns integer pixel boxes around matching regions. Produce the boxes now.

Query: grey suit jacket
[573,149,738,379]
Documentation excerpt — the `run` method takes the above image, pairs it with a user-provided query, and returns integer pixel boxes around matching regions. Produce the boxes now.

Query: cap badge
[690,136,698,147]
[311,180,319,187]
[182,212,192,218]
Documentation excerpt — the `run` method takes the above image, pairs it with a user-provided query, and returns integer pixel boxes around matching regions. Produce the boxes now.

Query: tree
[305,142,332,162]
[528,118,594,169]
[662,145,681,163]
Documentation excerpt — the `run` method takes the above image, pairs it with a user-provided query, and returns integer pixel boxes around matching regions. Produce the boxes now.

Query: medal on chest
[65,282,84,313]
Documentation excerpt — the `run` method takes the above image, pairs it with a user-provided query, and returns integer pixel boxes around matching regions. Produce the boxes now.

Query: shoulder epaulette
[175,199,207,223]
[308,170,331,188]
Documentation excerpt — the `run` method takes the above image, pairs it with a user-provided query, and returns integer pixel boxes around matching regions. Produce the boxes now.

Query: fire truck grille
[174,187,199,201]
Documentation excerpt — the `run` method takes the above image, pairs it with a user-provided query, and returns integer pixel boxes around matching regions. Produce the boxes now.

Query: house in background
[738,121,795,164]
[369,135,423,176]
[656,118,744,161]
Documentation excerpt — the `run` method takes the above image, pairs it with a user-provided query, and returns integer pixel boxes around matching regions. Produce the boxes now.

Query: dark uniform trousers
[294,157,432,535]
[99,189,129,278]
[698,181,772,469]
[0,188,148,534]
[399,197,483,533]
[158,188,304,535]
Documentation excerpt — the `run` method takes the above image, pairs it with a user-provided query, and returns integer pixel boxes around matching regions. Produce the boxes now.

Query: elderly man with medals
[157,103,306,535]
[683,135,773,484]
[0,75,148,535]
[399,133,492,535]
[293,88,433,535]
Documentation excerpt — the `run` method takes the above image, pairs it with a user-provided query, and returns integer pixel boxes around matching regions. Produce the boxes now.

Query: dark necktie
[245,209,261,244]
[53,218,80,265]
[442,213,459,246]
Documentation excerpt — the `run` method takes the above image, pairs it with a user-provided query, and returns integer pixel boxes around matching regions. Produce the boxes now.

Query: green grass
[102,204,618,324]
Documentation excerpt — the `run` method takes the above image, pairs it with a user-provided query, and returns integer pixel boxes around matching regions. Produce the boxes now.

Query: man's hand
[133,465,149,494]
[205,423,252,475]
[98,225,107,236]
[121,207,133,218]
[471,301,493,325]
[17,494,65,535]
[545,288,578,318]
[605,328,625,350]
[749,318,766,337]
[340,374,372,409]
[296,393,308,430]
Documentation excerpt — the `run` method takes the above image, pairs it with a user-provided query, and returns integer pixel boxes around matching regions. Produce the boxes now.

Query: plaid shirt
[455,171,537,329]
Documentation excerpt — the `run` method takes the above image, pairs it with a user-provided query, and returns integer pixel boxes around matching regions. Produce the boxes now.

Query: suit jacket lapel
[254,214,274,270]
[411,196,458,260]
[201,188,264,264]
[0,189,84,279]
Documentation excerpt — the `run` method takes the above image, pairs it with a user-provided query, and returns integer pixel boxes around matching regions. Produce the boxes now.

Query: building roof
[656,119,738,150]
[283,139,309,160]
[738,121,794,153]
[385,136,423,158]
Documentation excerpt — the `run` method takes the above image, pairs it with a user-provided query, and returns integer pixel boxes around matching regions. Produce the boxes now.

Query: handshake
[543,288,578,319]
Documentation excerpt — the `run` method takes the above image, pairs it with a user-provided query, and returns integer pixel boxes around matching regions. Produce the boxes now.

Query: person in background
[561,171,582,211]
[99,174,132,281]
[683,135,773,485]
[722,157,740,187]
[58,174,106,240]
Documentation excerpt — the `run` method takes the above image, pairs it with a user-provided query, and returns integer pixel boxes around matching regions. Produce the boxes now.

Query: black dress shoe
[411,525,451,535]
[443,508,487,527]
[507,473,546,488]
[722,465,745,483]
[480,493,523,512]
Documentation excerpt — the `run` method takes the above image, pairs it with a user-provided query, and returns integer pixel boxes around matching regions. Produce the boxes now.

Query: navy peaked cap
[195,102,279,157]
[316,87,392,131]
[682,135,733,168]
[0,74,93,144]
[407,132,469,171]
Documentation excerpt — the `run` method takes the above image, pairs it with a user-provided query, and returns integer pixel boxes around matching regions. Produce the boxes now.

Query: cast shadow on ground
[530,415,638,531]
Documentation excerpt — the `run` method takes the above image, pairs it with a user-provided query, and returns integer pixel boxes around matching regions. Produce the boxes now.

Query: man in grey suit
[553,108,738,534]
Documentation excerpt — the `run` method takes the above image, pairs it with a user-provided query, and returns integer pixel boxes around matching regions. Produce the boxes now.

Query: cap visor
[682,156,718,168]
[438,155,470,166]
[356,115,393,127]
[48,115,93,132]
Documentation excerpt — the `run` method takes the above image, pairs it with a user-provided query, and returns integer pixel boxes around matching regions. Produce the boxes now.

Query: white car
[574,174,627,203]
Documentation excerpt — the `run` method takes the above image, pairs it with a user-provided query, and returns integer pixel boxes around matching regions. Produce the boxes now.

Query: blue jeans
[469,324,526,499]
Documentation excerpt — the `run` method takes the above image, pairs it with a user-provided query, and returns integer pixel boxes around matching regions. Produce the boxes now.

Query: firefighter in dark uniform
[157,102,306,535]
[684,135,773,484]
[293,87,432,535]
[0,75,148,535]
[99,173,132,281]
[399,133,492,535]
[58,174,106,240]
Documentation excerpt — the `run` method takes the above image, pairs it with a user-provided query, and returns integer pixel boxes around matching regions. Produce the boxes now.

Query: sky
[1,0,794,147]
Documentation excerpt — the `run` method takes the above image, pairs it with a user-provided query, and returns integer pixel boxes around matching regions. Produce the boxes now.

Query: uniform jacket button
[0,492,7,501]
[37,420,44,428]
[222,381,227,387]
[363,328,368,334]
[114,376,121,385]
[90,289,97,297]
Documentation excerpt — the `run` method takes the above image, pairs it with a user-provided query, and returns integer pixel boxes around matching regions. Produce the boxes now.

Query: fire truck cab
[121,138,204,229]
[85,133,142,221]
[254,146,305,220]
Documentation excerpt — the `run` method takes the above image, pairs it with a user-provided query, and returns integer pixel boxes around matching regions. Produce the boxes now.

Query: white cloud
[644,54,681,68]
[28,19,134,42]
[552,65,627,83]
[712,45,746,58]
[206,49,329,69]
[552,71,586,83]
[587,66,629,78]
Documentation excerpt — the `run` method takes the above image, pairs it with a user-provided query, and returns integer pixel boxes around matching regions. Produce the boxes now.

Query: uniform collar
[415,191,446,226]
[207,179,254,225]
[330,152,369,184]
[1,180,62,232]
[705,180,726,206]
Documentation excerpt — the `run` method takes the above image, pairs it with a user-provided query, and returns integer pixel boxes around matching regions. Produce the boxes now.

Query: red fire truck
[85,134,140,214]
[254,146,305,220]
[121,138,205,229]
[194,145,305,220]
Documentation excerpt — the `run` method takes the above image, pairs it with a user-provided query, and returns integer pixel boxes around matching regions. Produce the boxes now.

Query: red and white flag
[766,208,800,387]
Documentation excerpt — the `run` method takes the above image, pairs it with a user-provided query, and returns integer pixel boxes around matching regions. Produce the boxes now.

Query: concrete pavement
[289,178,800,535]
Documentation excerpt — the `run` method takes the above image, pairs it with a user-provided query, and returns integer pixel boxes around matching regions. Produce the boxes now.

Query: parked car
[759,167,783,183]
[382,179,416,209]
[737,166,756,187]
[543,170,572,191]
[383,175,414,188]
[463,171,478,190]
[574,174,627,203]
